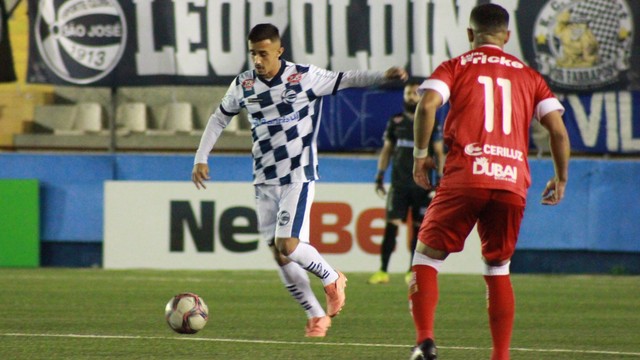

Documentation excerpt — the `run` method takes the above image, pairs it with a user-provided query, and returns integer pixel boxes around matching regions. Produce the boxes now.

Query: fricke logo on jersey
[34,0,127,85]
[277,211,291,226]
[532,0,633,90]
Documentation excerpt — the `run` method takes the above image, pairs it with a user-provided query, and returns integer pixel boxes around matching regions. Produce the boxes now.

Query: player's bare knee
[483,258,511,267]
[416,241,448,260]
[274,237,299,257]
[269,243,291,266]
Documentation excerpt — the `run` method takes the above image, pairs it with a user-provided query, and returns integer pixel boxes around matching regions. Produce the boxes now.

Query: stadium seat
[73,102,103,133]
[33,102,104,135]
[147,102,193,135]
[165,102,193,132]
[116,102,148,134]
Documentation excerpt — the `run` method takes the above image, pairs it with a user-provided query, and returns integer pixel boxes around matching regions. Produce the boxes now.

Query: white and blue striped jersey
[195,59,387,185]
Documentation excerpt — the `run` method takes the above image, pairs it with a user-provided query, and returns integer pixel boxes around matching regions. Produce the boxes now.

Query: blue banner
[1,153,639,252]
[560,91,640,153]
[316,88,640,154]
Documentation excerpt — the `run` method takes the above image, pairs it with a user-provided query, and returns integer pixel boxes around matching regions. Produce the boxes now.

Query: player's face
[403,84,421,109]
[248,39,283,78]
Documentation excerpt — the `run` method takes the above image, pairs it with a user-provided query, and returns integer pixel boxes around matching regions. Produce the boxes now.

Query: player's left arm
[383,67,408,82]
[539,109,570,205]
[337,67,407,91]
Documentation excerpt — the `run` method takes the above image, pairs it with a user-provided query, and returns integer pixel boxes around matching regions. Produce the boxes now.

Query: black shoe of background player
[409,338,438,360]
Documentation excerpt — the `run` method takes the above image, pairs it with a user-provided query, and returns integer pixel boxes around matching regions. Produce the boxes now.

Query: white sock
[287,242,339,286]
[484,261,511,276]
[277,262,326,318]
[412,251,444,272]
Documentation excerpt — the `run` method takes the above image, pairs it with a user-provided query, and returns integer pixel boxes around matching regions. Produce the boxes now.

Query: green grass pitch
[0,269,638,359]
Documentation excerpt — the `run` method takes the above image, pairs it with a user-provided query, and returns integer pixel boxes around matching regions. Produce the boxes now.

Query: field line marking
[2,333,640,357]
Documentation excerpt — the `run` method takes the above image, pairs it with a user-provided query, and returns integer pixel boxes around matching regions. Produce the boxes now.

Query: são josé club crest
[532,0,633,90]
[34,0,127,84]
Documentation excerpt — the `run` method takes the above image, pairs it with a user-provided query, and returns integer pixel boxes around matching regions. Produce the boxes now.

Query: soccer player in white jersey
[192,23,408,337]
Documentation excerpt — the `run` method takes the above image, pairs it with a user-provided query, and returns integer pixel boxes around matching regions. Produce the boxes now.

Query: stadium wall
[0,153,638,274]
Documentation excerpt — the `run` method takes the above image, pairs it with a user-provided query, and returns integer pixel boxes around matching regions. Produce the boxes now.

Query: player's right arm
[192,107,230,190]
[539,110,570,205]
[432,139,446,181]
[413,89,442,190]
[192,82,241,189]
[192,163,210,190]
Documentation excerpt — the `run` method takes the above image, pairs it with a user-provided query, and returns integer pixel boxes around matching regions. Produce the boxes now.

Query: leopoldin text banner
[26,0,639,91]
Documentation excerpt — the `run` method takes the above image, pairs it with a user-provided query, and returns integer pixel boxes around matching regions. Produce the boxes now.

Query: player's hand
[192,163,210,190]
[413,157,436,190]
[541,177,566,205]
[384,67,408,82]
[375,172,386,198]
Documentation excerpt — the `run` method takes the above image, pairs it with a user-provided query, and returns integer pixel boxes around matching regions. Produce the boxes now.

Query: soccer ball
[164,292,209,334]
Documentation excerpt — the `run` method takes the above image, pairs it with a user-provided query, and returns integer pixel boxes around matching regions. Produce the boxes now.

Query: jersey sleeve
[219,81,242,116]
[533,74,565,120]
[305,64,343,97]
[193,80,239,164]
[418,61,454,104]
[338,70,386,91]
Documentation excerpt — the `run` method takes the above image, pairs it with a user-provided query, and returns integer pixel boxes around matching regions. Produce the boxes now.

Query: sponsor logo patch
[465,143,524,161]
[278,210,291,226]
[287,73,303,84]
[472,157,517,183]
[281,88,297,104]
[242,79,255,90]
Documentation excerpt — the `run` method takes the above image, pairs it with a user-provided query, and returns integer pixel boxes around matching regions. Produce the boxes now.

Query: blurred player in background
[368,82,445,285]
[191,23,407,338]
[409,4,570,359]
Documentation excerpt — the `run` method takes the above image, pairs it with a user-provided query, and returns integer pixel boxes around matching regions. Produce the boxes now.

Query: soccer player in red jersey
[408,4,570,360]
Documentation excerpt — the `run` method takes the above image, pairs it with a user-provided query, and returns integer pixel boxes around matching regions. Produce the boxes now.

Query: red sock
[484,275,515,360]
[409,265,439,344]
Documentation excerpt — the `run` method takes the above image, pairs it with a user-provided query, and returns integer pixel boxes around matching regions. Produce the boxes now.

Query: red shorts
[418,187,526,263]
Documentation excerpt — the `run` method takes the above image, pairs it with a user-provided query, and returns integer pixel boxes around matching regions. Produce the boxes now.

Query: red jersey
[420,45,563,199]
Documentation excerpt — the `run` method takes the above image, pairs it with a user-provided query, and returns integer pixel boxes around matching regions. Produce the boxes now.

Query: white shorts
[254,182,315,245]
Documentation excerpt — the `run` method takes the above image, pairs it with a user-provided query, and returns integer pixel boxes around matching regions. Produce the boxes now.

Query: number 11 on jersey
[478,76,512,135]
